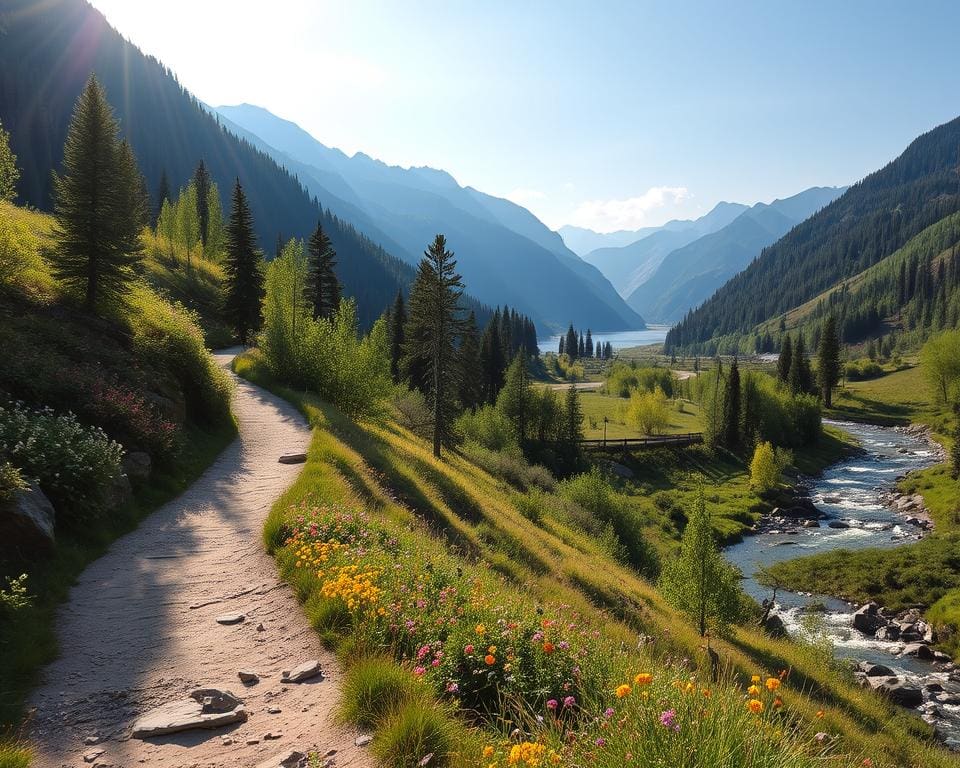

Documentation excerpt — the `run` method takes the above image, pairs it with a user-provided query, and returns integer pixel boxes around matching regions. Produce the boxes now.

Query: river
[537,325,669,355]
[725,420,960,746]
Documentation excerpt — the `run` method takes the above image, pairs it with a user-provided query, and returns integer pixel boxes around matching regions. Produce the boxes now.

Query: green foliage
[559,468,659,577]
[260,245,392,419]
[920,329,960,404]
[845,360,884,381]
[0,119,19,202]
[460,442,555,492]
[496,353,531,441]
[0,402,123,522]
[659,484,742,635]
[454,405,516,452]
[223,180,264,344]
[305,220,341,320]
[403,234,465,457]
[0,462,26,503]
[51,76,146,311]
[625,387,669,435]
[749,441,790,493]
[604,361,677,398]
[339,656,423,728]
[817,315,841,406]
[174,182,200,269]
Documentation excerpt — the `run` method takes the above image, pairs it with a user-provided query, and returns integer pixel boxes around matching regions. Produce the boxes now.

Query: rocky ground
[26,350,372,768]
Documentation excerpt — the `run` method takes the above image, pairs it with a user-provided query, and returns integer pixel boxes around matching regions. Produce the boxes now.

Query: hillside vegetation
[0,200,235,734]
[234,348,958,768]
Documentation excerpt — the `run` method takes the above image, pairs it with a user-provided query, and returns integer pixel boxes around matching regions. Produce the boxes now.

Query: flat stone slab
[216,613,246,625]
[278,453,307,465]
[256,750,309,768]
[280,660,322,683]
[131,698,247,738]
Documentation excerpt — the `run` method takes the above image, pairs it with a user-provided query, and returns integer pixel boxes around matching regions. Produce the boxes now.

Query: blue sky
[90,0,960,232]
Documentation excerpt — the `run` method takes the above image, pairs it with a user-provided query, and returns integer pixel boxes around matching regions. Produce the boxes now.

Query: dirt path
[27,350,371,768]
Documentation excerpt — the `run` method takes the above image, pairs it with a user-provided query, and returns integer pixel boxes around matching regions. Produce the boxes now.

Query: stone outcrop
[0,484,55,551]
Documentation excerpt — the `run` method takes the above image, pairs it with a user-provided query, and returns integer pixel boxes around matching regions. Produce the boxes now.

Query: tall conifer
[389,290,406,384]
[223,179,264,344]
[193,160,211,245]
[305,220,341,319]
[817,315,841,407]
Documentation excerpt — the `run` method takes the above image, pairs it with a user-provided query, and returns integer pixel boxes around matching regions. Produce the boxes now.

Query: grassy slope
[236,350,954,768]
[0,203,236,744]
[767,366,960,655]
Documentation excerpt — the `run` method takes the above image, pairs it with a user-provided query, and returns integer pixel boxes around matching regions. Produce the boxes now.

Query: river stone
[827,520,850,529]
[876,625,901,641]
[278,453,307,465]
[0,484,55,551]
[216,613,246,625]
[281,660,322,683]
[803,519,820,528]
[901,642,935,660]
[860,662,895,677]
[763,614,787,637]
[131,698,247,738]
[876,678,924,707]
[853,603,885,635]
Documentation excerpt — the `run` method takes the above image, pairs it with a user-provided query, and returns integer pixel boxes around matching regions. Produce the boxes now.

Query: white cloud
[505,188,547,208]
[569,186,692,233]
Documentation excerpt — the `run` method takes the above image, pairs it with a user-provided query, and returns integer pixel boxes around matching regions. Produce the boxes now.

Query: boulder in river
[859,662,895,677]
[853,603,886,635]
[875,678,924,708]
[901,642,935,661]
[763,614,787,637]
[827,520,850,529]
[876,625,901,641]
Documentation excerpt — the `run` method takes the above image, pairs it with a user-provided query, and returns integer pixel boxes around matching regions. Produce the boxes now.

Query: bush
[372,698,459,768]
[340,656,423,728]
[0,401,123,521]
[605,361,676,398]
[392,389,433,439]
[845,361,883,381]
[625,387,669,435]
[749,441,784,493]
[461,442,555,492]
[558,469,659,578]
[454,405,517,452]
[513,488,545,523]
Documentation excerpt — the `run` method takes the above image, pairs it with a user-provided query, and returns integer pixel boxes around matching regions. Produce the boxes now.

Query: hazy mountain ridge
[215,104,644,332]
[628,186,847,323]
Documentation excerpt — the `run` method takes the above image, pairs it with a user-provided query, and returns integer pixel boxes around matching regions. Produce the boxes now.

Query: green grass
[0,740,30,768]
[339,657,424,729]
[238,349,957,768]
[827,365,949,428]
[372,698,463,768]
[576,389,701,438]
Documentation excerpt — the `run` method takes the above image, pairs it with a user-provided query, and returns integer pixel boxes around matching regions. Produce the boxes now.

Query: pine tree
[51,76,146,312]
[305,220,341,320]
[777,335,793,384]
[458,311,483,410]
[223,179,264,344]
[497,352,530,442]
[479,317,506,405]
[565,324,578,360]
[193,160,211,246]
[558,336,565,356]
[817,315,841,407]
[578,331,585,358]
[154,169,170,226]
[0,119,18,202]
[403,234,464,458]
[721,358,741,448]
[389,290,406,384]
[563,383,584,444]
[659,484,741,636]
[585,329,594,357]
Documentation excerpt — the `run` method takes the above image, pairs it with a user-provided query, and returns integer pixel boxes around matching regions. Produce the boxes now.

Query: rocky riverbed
[725,421,959,747]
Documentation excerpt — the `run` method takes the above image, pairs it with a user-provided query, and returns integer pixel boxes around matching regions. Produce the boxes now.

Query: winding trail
[27,350,371,768]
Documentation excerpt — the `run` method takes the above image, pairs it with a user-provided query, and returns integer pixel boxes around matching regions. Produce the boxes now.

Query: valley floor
[25,351,370,768]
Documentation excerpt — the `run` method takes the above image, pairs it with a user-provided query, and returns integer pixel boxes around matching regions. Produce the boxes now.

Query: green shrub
[454,405,516,452]
[513,488,545,523]
[372,698,459,768]
[340,657,422,728]
[559,468,659,578]
[604,361,677,398]
[0,402,123,521]
[460,442,555,491]
[845,361,884,381]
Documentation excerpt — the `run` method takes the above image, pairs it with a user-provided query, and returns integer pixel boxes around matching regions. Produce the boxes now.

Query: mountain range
[214,104,643,332]
[666,115,960,352]
[624,186,846,323]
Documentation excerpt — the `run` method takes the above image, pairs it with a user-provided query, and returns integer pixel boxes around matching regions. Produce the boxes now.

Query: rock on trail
[26,348,372,768]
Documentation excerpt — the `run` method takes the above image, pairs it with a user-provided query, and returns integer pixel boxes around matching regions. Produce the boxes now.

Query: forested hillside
[0,0,412,325]
[666,115,960,352]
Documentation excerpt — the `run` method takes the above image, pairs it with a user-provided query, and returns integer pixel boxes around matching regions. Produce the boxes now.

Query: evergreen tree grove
[306,220,342,320]
[458,311,483,410]
[223,179,264,344]
[497,352,531,442]
[480,317,506,405]
[721,357,741,448]
[777,335,793,384]
[51,75,146,311]
[403,234,465,458]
